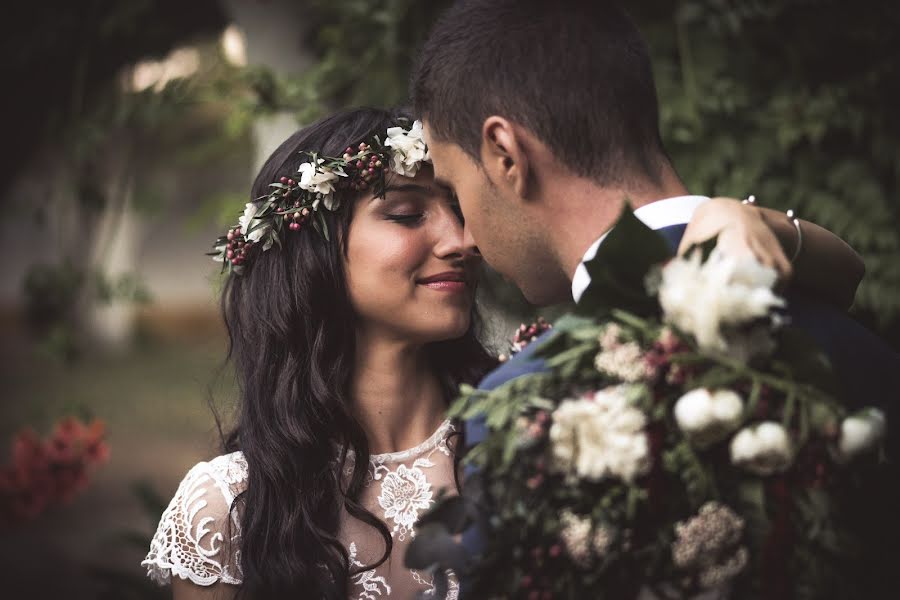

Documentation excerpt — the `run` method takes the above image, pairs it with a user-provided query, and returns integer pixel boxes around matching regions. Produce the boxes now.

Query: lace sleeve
[142,452,248,586]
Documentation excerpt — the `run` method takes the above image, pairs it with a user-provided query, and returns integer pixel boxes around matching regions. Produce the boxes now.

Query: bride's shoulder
[142,451,248,586]
[190,451,248,488]
[175,450,249,502]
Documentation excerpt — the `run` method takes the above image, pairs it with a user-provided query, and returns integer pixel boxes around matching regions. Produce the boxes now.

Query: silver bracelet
[744,195,803,262]
[786,209,803,263]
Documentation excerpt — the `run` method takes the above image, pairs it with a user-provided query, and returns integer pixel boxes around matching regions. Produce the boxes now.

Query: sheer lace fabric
[143,419,459,599]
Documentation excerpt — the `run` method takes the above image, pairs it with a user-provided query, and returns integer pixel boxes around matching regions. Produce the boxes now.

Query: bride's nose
[433,211,479,260]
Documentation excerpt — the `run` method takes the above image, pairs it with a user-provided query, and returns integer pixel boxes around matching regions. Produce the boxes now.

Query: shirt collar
[571,195,710,303]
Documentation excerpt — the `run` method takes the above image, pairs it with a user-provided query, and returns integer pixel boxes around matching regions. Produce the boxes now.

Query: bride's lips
[416,271,470,293]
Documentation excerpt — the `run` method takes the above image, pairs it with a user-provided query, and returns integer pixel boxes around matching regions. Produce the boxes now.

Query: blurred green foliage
[223,0,452,125]
[6,1,251,359]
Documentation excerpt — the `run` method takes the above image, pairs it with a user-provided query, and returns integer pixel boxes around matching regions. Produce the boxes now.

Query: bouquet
[407,211,888,599]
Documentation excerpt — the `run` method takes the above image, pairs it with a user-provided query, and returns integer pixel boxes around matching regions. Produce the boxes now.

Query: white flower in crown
[549,385,650,483]
[297,158,347,200]
[658,247,785,355]
[384,120,431,178]
[238,201,267,243]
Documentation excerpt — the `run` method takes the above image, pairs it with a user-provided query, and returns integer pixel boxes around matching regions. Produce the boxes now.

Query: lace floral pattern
[414,568,461,599]
[350,542,392,599]
[144,420,458,599]
[142,453,246,585]
[376,461,434,540]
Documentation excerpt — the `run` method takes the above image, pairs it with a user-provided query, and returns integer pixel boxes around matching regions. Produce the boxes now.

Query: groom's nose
[434,219,480,261]
[462,226,480,256]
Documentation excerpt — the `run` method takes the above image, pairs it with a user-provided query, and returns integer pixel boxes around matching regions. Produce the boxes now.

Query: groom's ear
[481,116,530,200]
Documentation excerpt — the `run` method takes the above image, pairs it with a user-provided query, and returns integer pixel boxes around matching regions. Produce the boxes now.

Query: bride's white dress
[143,419,459,599]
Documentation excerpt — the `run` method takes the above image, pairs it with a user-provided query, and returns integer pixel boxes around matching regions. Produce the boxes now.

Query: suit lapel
[654,223,687,251]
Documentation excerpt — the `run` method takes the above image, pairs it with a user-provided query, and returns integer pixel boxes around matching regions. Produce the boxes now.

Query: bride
[142,107,864,599]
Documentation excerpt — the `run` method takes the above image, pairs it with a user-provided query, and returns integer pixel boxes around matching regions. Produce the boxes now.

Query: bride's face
[343,167,480,343]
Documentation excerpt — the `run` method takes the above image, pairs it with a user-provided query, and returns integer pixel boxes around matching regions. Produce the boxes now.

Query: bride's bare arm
[679,197,865,310]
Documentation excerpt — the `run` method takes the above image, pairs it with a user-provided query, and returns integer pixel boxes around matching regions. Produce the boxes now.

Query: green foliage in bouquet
[408,210,889,599]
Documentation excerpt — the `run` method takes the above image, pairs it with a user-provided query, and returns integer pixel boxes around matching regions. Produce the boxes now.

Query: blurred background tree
[0,1,898,598]
[1,0,250,358]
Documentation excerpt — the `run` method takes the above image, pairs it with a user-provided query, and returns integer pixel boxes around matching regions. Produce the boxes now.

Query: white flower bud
[730,422,793,475]
[674,389,713,431]
[838,408,886,461]
[712,390,743,422]
[674,388,743,447]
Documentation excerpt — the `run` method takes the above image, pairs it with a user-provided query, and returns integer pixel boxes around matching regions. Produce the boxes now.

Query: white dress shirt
[571,195,711,302]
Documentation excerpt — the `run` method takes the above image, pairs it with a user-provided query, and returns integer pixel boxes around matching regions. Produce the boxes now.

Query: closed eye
[386,213,424,225]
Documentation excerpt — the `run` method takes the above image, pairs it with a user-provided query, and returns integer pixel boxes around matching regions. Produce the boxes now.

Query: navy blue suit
[458,223,900,597]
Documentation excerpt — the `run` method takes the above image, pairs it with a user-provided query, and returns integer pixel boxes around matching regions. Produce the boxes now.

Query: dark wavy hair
[215,107,496,599]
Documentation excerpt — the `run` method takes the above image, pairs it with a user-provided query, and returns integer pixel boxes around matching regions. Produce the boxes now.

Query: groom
[411,0,900,594]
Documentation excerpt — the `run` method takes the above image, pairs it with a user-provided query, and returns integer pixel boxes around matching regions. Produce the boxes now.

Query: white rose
[729,421,793,475]
[297,160,345,197]
[674,388,743,447]
[297,159,321,191]
[658,248,785,356]
[238,202,266,242]
[385,120,431,178]
[549,386,649,483]
[838,408,886,461]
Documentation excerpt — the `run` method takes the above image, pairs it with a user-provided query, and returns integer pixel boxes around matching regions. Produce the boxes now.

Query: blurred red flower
[1,417,109,525]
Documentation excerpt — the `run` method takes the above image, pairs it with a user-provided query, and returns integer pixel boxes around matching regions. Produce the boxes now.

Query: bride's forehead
[377,169,450,200]
[365,182,451,205]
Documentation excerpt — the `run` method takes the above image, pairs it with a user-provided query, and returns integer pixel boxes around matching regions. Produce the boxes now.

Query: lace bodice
[143,419,459,599]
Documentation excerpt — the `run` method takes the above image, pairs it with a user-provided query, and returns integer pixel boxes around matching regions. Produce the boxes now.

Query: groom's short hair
[411,0,667,185]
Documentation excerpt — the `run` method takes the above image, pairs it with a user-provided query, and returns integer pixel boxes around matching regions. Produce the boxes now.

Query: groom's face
[425,123,560,305]
[425,129,513,272]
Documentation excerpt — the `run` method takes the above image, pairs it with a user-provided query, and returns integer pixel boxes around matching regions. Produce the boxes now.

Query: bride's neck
[350,332,446,455]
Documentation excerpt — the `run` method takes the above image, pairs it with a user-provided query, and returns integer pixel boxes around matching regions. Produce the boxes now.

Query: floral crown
[210,119,430,273]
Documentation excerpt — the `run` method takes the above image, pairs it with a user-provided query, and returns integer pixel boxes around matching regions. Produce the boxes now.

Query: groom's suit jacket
[459,222,900,597]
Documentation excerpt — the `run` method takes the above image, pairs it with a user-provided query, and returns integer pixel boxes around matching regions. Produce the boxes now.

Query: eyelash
[386,213,424,225]
[385,199,461,226]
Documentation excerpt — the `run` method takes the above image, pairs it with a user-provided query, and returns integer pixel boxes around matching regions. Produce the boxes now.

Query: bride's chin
[419,313,471,343]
